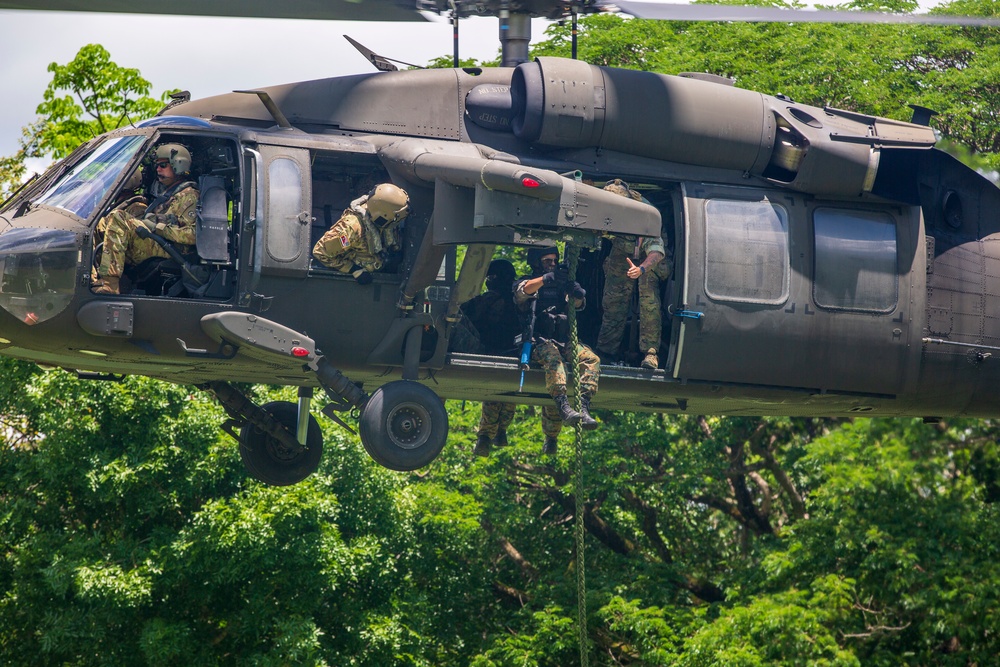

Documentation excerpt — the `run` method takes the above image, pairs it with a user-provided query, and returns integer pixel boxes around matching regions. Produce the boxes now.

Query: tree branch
[547,488,636,555]
[749,430,807,520]
[622,489,672,564]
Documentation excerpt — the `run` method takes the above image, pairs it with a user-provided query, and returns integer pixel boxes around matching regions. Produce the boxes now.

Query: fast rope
[565,244,590,667]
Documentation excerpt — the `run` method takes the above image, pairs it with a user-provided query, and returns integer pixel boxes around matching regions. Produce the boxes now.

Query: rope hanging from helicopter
[565,244,590,667]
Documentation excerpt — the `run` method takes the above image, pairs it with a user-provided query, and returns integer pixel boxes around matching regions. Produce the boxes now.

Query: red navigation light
[291,346,310,358]
[521,176,541,188]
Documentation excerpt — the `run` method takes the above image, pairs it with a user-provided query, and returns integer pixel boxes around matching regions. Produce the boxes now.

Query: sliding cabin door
[673,184,921,398]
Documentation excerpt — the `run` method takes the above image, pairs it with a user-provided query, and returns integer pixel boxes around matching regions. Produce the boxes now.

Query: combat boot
[641,348,659,370]
[595,348,616,366]
[580,393,599,431]
[473,433,492,457]
[92,276,120,295]
[494,429,509,448]
[542,435,558,456]
[553,393,583,427]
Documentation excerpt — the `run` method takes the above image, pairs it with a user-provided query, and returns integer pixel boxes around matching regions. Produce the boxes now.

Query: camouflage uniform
[540,405,563,439]
[529,340,600,400]
[529,340,600,439]
[97,181,199,282]
[597,234,670,357]
[312,202,401,273]
[478,401,516,439]
[514,272,601,442]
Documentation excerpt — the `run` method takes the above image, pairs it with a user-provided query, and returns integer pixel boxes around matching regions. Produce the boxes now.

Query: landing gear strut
[239,400,323,486]
[203,381,323,486]
[197,313,449,484]
[203,363,449,484]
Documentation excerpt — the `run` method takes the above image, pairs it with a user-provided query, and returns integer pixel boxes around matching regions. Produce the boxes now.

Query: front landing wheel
[359,381,448,471]
[239,401,323,486]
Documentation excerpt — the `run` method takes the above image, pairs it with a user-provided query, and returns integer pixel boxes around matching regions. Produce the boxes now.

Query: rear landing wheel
[239,401,323,486]
[359,381,448,471]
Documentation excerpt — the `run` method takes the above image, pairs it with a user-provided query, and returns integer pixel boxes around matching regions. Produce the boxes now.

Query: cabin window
[813,208,897,312]
[704,198,789,304]
[266,157,304,263]
[33,135,146,221]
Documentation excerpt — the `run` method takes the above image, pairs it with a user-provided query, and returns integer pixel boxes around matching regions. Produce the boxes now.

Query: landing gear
[203,382,324,486]
[239,401,323,486]
[359,380,448,471]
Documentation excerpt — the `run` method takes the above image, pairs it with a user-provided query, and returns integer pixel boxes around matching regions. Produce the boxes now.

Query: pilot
[514,246,601,455]
[595,179,670,369]
[92,143,199,295]
[460,259,521,457]
[312,183,409,282]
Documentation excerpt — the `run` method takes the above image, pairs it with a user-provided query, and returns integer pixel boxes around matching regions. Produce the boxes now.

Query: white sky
[0,10,538,161]
[0,1,943,168]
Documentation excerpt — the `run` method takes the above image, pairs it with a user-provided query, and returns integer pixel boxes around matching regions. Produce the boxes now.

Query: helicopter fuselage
[2,57,999,423]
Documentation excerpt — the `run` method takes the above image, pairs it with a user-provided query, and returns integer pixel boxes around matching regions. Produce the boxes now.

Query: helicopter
[2,0,1000,486]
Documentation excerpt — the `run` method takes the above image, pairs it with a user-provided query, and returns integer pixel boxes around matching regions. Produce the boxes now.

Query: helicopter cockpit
[0,135,147,325]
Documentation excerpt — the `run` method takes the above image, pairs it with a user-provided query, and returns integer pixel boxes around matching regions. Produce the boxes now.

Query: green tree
[531,0,1000,170]
[1,44,172,199]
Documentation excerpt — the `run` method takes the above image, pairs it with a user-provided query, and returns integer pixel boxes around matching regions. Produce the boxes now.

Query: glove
[139,216,158,234]
[566,281,586,300]
[351,267,373,285]
[542,265,571,286]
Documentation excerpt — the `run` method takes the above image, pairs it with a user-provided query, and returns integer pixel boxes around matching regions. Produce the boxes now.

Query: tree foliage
[1,44,172,199]
[3,362,1000,664]
[532,0,1000,170]
[3,5,1000,662]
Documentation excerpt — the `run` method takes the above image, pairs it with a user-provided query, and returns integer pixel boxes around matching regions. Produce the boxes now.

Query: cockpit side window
[33,135,147,221]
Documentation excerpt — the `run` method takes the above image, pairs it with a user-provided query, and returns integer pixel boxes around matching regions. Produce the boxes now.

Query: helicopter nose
[0,227,79,325]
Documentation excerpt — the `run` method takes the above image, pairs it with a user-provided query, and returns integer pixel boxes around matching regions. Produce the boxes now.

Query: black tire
[358,381,448,471]
[239,401,323,486]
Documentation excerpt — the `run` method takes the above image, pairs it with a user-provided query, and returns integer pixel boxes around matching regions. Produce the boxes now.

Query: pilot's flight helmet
[485,259,516,292]
[154,143,192,175]
[603,178,641,201]
[366,183,410,226]
[526,246,559,272]
[122,168,143,192]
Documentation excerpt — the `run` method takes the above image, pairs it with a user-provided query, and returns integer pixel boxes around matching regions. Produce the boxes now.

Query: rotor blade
[613,1,1000,27]
[0,0,427,22]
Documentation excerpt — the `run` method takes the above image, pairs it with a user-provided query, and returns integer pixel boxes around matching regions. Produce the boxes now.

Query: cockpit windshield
[32,135,147,221]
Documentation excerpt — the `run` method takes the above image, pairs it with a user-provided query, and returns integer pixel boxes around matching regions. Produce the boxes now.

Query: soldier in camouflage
[596,179,670,370]
[514,246,601,455]
[93,144,198,295]
[475,400,516,456]
[312,183,409,283]
[460,259,521,457]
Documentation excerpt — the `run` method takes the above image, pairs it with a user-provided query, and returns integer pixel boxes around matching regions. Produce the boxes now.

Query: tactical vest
[527,275,571,344]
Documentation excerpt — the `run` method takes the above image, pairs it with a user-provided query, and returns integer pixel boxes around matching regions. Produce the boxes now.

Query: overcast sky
[0,9,542,160]
[0,1,943,167]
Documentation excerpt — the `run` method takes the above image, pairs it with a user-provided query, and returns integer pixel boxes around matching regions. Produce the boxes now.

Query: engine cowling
[508,57,937,198]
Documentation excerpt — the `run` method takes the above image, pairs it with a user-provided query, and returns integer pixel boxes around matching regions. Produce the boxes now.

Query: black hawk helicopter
[2,0,1000,485]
